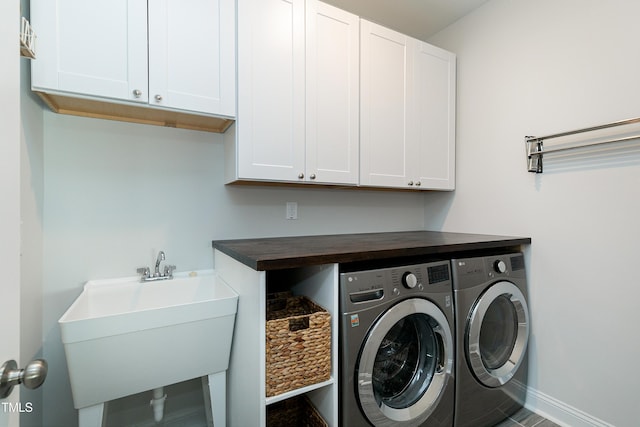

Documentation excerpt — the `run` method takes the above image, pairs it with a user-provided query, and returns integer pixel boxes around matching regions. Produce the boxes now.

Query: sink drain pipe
[150,387,167,422]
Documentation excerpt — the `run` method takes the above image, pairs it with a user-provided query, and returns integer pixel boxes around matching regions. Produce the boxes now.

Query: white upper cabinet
[31,0,149,103]
[31,0,235,119]
[305,1,360,185]
[236,0,306,182]
[148,0,236,117]
[359,20,412,189]
[413,41,456,190]
[360,20,456,190]
[234,0,359,185]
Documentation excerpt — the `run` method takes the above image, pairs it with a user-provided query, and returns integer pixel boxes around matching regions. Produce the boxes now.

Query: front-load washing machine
[339,260,455,427]
[451,253,530,427]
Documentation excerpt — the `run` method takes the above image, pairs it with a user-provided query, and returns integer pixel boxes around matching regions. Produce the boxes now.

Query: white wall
[38,112,426,426]
[426,1,640,426]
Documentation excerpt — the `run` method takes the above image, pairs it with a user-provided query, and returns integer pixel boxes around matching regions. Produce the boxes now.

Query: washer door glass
[357,298,453,427]
[373,314,437,407]
[466,281,529,388]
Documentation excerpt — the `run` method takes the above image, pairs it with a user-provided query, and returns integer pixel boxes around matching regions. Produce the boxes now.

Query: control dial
[402,272,418,289]
[494,260,507,274]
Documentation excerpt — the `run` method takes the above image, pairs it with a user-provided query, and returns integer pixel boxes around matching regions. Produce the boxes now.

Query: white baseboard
[524,386,614,427]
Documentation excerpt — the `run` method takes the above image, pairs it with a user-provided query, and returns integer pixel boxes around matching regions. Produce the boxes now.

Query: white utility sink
[59,270,238,410]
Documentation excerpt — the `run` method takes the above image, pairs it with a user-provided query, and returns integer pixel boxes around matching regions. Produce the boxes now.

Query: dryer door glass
[357,298,453,427]
[479,295,518,369]
[466,281,530,388]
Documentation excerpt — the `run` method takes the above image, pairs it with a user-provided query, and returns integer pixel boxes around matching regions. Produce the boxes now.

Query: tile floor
[494,408,562,427]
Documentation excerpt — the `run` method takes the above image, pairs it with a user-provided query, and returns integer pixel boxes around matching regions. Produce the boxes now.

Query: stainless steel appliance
[339,260,455,426]
[451,253,530,427]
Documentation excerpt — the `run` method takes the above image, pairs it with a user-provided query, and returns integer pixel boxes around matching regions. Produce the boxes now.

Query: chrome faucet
[154,251,165,277]
[137,251,176,282]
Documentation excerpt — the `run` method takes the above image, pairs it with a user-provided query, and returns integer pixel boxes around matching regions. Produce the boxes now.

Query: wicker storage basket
[266,395,328,427]
[266,294,331,397]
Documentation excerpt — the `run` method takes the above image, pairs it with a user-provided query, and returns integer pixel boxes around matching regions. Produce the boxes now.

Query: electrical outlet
[286,202,298,220]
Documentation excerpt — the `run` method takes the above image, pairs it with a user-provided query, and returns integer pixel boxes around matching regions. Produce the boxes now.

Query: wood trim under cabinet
[226,179,444,192]
[36,92,234,133]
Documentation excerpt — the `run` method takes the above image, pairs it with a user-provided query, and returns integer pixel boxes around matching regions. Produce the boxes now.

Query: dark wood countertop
[212,231,531,271]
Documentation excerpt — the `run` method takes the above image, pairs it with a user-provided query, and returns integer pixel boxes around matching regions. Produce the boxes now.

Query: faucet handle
[137,267,150,278]
[163,265,176,278]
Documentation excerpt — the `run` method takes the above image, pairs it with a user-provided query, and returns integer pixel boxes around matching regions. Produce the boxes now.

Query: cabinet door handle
[415,181,421,187]
[408,181,414,186]
[155,94,163,102]
[298,173,304,179]
[310,174,316,180]
[133,89,142,98]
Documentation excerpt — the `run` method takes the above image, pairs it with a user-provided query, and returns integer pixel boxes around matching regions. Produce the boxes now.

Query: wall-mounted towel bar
[525,117,640,173]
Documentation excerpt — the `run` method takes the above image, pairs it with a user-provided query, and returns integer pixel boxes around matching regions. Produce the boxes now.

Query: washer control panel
[340,260,452,312]
[402,272,418,289]
[493,260,507,274]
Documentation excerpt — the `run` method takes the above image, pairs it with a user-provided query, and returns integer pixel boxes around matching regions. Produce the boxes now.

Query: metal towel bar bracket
[525,116,640,173]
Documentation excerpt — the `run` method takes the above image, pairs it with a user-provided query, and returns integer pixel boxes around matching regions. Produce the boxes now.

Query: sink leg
[202,371,226,427]
[78,402,105,427]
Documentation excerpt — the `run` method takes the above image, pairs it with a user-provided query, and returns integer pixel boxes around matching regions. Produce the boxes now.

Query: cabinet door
[413,42,456,190]
[237,0,306,182]
[359,20,414,189]
[148,0,236,117]
[31,0,148,103]
[305,1,359,185]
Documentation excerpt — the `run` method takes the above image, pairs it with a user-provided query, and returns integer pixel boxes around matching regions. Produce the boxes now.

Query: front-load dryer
[451,253,530,427]
[339,260,455,427]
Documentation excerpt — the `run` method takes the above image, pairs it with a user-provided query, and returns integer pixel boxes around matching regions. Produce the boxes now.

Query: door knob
[0,359,48,399]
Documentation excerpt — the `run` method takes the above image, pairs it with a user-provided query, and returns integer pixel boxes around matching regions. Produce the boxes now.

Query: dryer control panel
[451,252,526,290]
